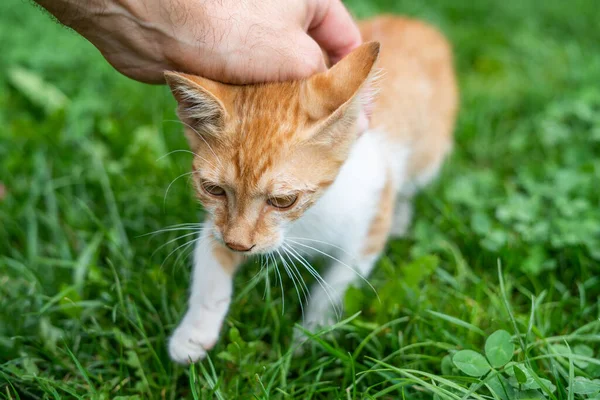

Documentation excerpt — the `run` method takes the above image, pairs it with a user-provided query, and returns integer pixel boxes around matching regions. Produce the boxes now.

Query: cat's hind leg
[389,196,413,238]
[300,253,380,330]
[389,149,448,238]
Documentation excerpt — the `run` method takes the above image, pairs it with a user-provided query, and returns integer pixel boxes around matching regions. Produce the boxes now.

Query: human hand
[35,0,362,84]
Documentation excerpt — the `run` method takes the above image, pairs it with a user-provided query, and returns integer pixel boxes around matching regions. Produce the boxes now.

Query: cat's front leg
[169,229,242,364]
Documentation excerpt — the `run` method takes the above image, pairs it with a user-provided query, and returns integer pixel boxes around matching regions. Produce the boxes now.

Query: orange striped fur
[165,16,458,364]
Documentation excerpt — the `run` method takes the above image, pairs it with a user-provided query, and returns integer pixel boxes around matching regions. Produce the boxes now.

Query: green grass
[1,0,599,398]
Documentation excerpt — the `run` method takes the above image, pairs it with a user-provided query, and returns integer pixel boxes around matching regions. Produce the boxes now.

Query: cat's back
[360,16,458,183]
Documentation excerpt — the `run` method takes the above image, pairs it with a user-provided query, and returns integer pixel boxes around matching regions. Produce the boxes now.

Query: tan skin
[34,0,362,84]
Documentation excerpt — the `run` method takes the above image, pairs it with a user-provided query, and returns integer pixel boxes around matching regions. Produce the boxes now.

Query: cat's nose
[225,242,255,252]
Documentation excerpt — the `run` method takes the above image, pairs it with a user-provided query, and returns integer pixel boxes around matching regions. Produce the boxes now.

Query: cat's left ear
[302,42,380,144]
[164,72,231,148]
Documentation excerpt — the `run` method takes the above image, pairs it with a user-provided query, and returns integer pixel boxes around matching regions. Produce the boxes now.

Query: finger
[228,31,327,83]
[276,31,328,80]
[308,0,362,64]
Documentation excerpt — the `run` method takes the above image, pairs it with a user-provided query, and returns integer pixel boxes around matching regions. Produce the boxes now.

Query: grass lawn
[1,0,599,398]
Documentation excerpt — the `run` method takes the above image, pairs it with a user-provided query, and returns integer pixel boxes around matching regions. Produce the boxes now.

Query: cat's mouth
[211,231,282,256]
[226,243,281,257]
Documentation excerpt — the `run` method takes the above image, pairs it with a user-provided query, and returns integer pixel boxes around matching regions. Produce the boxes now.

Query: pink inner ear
[356,81,376,135]
[356,108,369,135]
[361,82,376,120]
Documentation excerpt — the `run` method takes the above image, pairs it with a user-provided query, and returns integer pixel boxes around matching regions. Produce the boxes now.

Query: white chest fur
[169,130,412,363]
[286,130,408,258]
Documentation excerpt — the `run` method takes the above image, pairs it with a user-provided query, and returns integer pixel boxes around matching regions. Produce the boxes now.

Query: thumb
[266,31,328,81]
[308,0,362,64]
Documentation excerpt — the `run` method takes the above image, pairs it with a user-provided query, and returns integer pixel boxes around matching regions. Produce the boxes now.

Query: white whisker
[156,149,203,162]
[163,169,203,205]
[276,249,304,317]
[171,237,198,269]
[283,243,342,319]
[246,256,267,298]
[139,223,207,238]
[287,239,380,302]
[270,253,285,313]
[260,255,269,300]
[163,119,223,169]
[282,246,311,302]
[286,236,353,258]
[161,236,201,269]
[151,230,205,258]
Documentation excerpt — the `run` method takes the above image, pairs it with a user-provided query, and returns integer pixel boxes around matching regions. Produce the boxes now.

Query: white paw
[168,314,223,364]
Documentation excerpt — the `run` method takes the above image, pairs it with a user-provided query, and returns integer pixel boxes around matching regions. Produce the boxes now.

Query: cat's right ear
[164,72,229,147]
[301,42,380,145]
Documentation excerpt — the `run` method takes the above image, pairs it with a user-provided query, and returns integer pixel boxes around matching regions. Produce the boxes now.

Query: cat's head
[165,42,379,254]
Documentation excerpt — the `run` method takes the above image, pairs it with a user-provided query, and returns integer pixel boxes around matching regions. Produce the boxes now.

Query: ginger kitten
[164,16,458,364]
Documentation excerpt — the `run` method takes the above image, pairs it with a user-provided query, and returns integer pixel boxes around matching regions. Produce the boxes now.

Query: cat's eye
[267,194,298,209]
[201,181,225,196]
